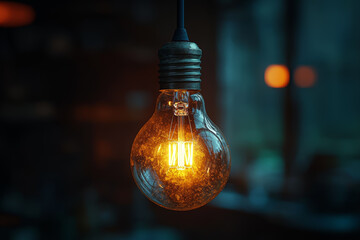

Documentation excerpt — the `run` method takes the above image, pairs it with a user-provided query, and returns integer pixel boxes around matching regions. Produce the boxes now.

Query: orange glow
[0,2,35,27]
[264,65,290,88]
[131,90,230,210]
[169,141,193,169]
[132,111,213,208]
[294,66,316,87]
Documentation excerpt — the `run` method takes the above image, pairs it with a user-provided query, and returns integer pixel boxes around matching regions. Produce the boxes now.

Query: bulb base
[158,41,202,90]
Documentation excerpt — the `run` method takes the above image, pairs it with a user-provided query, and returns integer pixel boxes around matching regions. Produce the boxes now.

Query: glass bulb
[130,90,231,211]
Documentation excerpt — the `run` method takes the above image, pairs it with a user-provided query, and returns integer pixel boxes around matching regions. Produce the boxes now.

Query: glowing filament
[168,141,193,170]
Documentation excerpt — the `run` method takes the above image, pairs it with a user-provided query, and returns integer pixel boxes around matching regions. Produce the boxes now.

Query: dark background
[0,0,359,239]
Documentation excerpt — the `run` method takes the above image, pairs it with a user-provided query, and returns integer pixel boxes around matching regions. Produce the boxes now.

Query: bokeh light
[0,1,35,27]
[294,66,317,87]
[264,64,290,88]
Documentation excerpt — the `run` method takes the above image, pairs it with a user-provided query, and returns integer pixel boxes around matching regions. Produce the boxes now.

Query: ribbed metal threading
[158,41,202,90]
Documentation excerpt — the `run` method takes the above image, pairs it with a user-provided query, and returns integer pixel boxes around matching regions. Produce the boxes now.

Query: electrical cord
[172,0,189,41]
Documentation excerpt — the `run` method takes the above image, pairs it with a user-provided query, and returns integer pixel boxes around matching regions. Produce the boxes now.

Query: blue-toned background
[0,0,359,239]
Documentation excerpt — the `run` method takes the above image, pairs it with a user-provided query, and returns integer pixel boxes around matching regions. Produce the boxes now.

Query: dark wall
[0,0,359,239]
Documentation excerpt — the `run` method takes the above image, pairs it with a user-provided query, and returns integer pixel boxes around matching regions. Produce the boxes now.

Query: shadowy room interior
[0,0,359,239]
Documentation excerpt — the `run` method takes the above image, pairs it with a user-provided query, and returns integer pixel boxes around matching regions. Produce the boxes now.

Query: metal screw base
[158,41,202,90]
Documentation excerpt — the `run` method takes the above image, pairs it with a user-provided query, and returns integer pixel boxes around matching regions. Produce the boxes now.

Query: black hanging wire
[172,0,189,41]
[177,0,185,29]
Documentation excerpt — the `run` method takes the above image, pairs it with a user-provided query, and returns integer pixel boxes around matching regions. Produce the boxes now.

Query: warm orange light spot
[294,66,316,88]
[264,64,290,88]
[168,141,193,170]
[0,2,35,27]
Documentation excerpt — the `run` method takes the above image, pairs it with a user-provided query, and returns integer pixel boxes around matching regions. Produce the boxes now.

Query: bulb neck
[158,41,202,90]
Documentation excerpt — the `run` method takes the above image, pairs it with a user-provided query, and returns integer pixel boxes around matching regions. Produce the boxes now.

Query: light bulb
[130,3,231,210]
[131,89,230,210]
